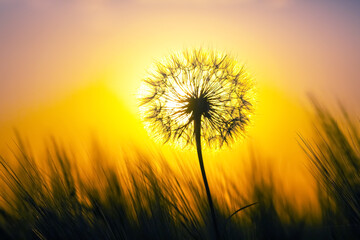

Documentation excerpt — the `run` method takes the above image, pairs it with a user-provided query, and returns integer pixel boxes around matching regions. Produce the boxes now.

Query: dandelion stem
[194,116,221,240]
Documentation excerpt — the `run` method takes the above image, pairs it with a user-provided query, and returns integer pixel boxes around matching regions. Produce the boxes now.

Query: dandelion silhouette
[139,49,254,239]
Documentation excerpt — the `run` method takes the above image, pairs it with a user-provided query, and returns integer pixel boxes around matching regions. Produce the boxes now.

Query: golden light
[139,49,255,149]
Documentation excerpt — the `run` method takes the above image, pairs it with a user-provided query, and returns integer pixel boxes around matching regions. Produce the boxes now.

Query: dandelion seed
[139,49,254,149]
[139,48,255,239]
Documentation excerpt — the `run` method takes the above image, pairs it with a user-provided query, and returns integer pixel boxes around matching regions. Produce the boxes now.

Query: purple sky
[0,0,359,121]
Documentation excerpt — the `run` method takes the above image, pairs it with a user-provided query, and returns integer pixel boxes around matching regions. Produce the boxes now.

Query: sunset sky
[0,0,359,208]
[1,0,359,117]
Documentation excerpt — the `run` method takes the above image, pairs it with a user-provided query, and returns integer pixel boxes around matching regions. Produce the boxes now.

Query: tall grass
[0,134,309,240]
[0,99,359,239]
[0,135,199,240]
[300,99,360,239]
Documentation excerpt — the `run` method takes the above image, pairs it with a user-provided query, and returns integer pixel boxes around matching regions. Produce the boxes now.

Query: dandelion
[139,49,254,239]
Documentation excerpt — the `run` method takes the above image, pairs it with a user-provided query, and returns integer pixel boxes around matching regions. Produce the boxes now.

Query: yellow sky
[0,80,315,210]
[0,0,359,212]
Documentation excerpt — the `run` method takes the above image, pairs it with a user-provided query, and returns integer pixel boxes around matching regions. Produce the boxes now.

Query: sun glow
[139,49,254,149]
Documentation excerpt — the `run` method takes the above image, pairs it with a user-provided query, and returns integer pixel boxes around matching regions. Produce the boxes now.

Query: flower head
[139,49,254,148]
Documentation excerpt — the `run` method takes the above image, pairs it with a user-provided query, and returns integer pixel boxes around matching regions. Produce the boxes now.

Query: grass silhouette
[300,98,360,239]
[0,98,359,239]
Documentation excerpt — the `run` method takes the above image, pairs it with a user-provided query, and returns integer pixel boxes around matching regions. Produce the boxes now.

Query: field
[0,100,359,240]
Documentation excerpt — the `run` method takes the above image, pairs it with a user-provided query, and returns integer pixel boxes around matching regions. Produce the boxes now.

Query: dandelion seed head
[139,49,255,149]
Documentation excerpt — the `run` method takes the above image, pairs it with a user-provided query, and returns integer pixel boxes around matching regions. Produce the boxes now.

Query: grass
[0,99,359,239]
[300,98,360,239]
